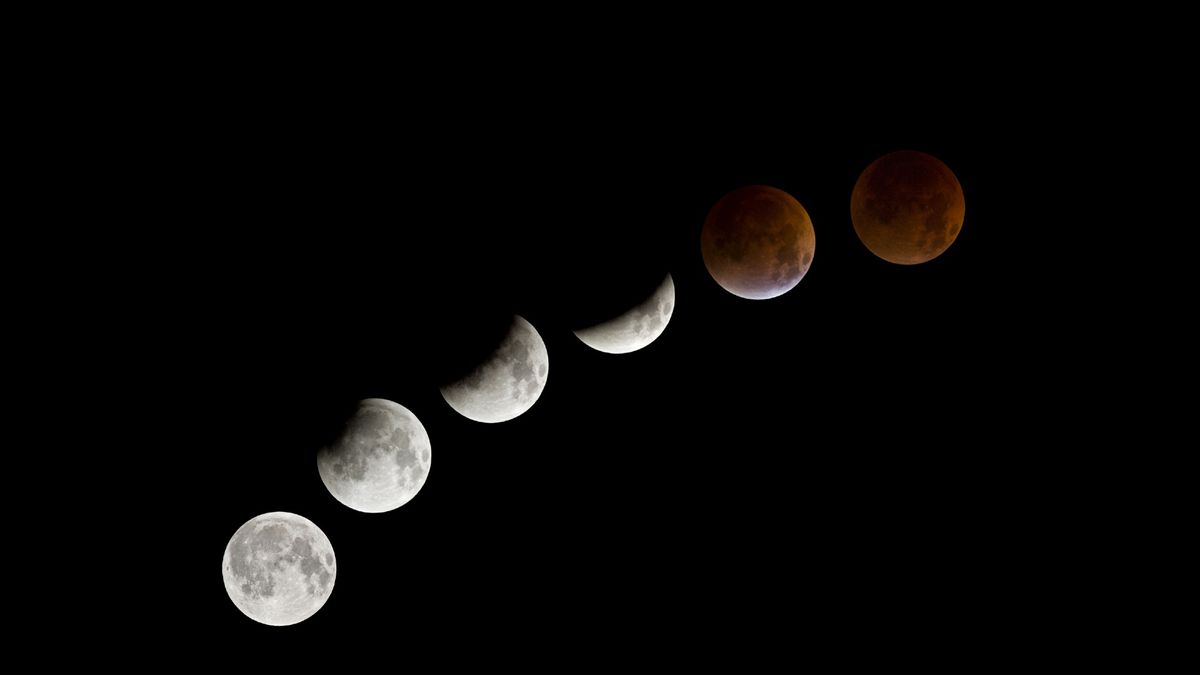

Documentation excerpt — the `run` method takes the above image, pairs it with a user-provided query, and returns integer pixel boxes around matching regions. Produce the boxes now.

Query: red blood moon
[851,151,965,265]
[700,185,816,300]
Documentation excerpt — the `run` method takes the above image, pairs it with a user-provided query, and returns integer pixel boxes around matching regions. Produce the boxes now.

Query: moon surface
[317,398,432,513]
[222,512,336,626]
[440,315,549,423]
[701,185,816,299]
[850,150,966,265]
[574,274,675,354]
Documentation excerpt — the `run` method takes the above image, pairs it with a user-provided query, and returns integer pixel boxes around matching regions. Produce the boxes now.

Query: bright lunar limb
[700,185,816,300]
[222,512,336,626]
[574,274,675,354]
[317,398,432,513]
[440,315,549,423]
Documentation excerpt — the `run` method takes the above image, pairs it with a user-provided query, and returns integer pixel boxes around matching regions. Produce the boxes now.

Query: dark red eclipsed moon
[851,151,965,265]
[700,185,816,300]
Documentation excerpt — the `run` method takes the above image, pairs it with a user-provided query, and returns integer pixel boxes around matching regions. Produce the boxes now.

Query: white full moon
[317,398,432,513]
[222,512,336,626]
[574,274,675,354]
[440,315,549,423]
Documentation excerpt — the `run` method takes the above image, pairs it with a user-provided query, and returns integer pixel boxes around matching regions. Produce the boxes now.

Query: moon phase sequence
[575,274,674,354]
[851,150,965,265]
[219,147,971,627]
[318,398,432,513]
[222,512,336,626]
[701,185,816,300]
[441,315,549,423]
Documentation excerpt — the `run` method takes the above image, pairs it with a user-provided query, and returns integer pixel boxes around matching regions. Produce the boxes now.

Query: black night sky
[101,48,1063,662]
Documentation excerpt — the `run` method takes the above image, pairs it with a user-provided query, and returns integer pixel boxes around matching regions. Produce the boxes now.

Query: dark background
[79,39,1066,661]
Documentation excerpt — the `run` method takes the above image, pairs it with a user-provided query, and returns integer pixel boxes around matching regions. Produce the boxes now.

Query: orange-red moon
[701,185,815,300]
[851,151,965,265]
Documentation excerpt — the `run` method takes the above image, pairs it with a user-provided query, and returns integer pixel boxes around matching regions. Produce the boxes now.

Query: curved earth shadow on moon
[439,315,549,424]
[701,185,816,300]
[574,273,675,354]
[317,398,433,513]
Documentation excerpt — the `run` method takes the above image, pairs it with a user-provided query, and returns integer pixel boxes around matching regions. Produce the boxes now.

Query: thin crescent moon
[574,274,675,354]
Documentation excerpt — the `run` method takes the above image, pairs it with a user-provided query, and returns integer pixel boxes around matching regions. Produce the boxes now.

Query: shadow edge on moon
[439,314,550,423]
[573,273,676,354]
[700,185,816,300]
[316,398,433,514]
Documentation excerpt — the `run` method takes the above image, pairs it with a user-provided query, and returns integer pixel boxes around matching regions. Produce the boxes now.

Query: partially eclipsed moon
[222,512,336,626]
[440,315,549,423]
[574,274,675,354]
[851,150,965,265]
[701,185,816,300]
[317,399,432,513]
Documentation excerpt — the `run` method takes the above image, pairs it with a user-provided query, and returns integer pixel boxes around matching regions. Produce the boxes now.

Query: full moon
[850,150,966,265]
[440,315,549,423]
[317,398,432,513]
[574,274,675,354]
[700,185,816,300]
[222,512,336,626]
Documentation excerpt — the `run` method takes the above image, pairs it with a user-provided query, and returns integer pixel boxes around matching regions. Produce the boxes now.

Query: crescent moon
[440,315,549,423]
[574,274,675,354]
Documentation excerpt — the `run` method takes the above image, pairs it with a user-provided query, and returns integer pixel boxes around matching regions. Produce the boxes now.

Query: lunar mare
[317,398,432,513]
[440,315,549,423]
[222,512,336,626]
[574,274,675,354]
[701,185,816,300]
[850,150,965,265]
